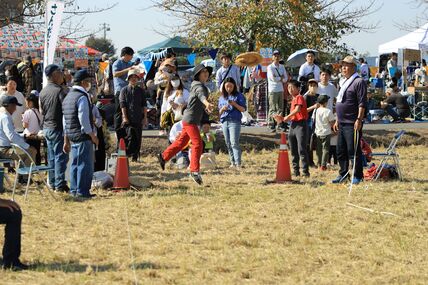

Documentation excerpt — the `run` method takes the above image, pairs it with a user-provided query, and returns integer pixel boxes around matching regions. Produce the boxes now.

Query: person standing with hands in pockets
[62,70,99,199]
[158,64,214,185]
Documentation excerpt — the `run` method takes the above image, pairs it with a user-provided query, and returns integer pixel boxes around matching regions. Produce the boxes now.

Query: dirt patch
[140,129,428,156]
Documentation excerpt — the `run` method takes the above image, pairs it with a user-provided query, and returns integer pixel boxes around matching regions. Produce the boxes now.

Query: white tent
[378,23,428,54]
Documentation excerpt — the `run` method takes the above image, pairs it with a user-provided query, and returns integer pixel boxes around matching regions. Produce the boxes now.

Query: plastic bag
[92,171,114,189]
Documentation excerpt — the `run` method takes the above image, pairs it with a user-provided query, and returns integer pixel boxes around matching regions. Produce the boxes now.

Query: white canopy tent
[378,23,428,54]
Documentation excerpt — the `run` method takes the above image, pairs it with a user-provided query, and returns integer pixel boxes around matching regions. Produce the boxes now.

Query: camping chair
[371,130,405,181]
[10,144,55,201]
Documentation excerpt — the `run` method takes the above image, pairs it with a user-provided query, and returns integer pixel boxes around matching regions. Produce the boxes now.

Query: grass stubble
[0,145,427,285]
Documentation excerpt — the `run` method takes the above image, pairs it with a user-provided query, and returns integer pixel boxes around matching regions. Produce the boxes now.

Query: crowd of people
[0,46,414,270]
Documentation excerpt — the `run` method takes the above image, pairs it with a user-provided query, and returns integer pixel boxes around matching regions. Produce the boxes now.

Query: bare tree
[0,0,118,39]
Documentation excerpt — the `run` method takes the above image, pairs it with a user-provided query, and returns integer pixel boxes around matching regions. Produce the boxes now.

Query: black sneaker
[189,172,203,185]
[302,171,310,177]
[158,152,165,171]
[55,184,70,193]
[3,260,29,271]
[293,171,300,177]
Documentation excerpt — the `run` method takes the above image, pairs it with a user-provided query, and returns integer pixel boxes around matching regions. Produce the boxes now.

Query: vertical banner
[43,0,65,87]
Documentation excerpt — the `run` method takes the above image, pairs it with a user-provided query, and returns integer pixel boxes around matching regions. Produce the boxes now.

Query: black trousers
[337,123,363,179]
[0,207,22,265]
[94,126,106,172]
[25,137,41,165]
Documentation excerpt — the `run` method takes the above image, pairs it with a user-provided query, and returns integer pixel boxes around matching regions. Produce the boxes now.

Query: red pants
[162,121,202,172]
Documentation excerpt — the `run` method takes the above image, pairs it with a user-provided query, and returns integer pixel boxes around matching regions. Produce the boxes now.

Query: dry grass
[0,145,427,284]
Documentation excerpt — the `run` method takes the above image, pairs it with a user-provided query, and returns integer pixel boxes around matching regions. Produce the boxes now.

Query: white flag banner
[43,0,65,87]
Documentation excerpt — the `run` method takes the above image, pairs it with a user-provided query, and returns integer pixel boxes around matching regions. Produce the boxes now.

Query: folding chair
[371,130,405,181]
[10,144,55,201]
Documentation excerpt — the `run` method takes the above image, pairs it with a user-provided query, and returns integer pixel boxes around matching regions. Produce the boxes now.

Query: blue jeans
[70,140,94,196]
[386,105,410,120]
[337,123,363,179]
[222,120,242,166]
[44,129,69,189]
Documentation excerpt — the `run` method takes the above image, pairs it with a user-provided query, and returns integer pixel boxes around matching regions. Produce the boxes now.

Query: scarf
[337,72,359,103]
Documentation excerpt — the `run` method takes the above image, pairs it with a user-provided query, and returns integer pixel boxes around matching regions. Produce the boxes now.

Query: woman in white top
[0,78,26,132]
[22,93,43,164]
[164,75,190,122]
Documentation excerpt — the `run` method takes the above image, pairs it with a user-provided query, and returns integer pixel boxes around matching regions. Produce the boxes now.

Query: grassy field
[0,144,427,284]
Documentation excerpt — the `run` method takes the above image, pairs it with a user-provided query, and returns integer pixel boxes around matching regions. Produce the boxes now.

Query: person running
[218,77,246,168]
[158,64,214,185]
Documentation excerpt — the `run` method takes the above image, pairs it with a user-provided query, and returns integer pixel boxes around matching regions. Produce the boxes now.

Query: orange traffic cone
[275,132,292,183]
[112,138,130,189]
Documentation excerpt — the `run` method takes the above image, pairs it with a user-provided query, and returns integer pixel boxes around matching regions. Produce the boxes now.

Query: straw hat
[235,52,263,67]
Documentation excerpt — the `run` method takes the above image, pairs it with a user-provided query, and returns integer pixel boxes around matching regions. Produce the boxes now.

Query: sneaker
[235,165,242,170]
[189,172,203,185]
[293,171,300,177]
[158,152,166,171]
[229,164,235,168]
[319,166,327,171]
[270,128,276,133]
[302,171,310,177]
[332,175,347,184]
[351,177,363,184]
[2,260,29,271]
[55,184,70,193]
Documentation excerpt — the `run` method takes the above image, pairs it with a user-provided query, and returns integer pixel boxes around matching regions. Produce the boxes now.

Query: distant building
[0,0,24,27]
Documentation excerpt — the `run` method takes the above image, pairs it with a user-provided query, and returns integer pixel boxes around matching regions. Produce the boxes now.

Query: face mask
[171,80,180,88]
[85,84,91,92]
[5,71,11,77]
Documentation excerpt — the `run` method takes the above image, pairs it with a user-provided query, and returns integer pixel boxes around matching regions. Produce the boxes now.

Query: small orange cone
[275,132,292,183]
[112,138,130,189]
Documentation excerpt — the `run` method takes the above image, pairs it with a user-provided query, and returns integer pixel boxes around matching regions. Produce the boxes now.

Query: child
[274,80,310,177]
[313,95,335,171]
[200,121,216,153]
[22,93,43,165]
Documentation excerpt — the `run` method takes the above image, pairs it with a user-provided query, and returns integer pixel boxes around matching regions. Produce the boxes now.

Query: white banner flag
[43,0,65,87]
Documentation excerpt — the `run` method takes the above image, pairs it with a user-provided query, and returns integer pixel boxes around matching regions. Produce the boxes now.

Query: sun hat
[235,52,263,67]
[126,69,140,81]
[193,64,213,80]
[341,55,358,65]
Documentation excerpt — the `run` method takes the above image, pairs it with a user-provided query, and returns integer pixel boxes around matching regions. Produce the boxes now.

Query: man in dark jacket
[63,70,98,198]
[39,64,69,192]
[116,69,148,161]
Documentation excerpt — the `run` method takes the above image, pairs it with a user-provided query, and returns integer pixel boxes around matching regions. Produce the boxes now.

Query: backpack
[360,138,372,162]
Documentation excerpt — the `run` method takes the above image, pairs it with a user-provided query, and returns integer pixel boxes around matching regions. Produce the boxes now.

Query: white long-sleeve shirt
[267,62,288,93]
[0,107,29,149]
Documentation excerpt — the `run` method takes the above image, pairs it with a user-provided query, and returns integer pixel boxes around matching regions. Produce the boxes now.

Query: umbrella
[286,48,318,68]
[235,52,263,67]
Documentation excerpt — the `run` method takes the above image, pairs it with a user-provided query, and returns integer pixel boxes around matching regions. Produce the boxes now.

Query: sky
[78,0,423,56]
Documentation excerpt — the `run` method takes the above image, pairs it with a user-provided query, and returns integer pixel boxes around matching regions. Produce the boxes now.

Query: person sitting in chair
[0,96,36,164]
[381,84,410,122]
